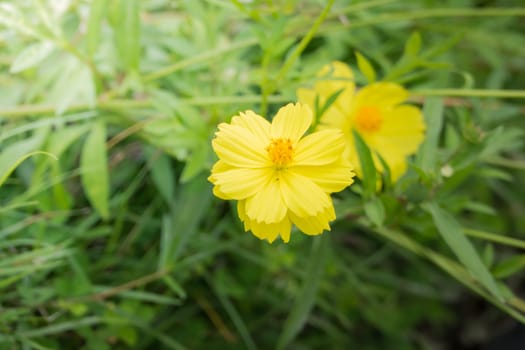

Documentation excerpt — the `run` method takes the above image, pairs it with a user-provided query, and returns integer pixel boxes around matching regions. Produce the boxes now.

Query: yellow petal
[370,105,425,180]
[296,87,317,112]
[280,171,330,217]
[317,106,349,130]
[354,82,408,109]
[250,217,292,243]
[213,123,270,168]
[231,110,271,141]
[293,129,346,166]
[270,103,312,143]
[377,105,425,155]
[245,175,287,223]
[238,200,292,243]
[211,167,272,200]
[298,61,355,130]
[289,204,335,235]
[237,200,251,231]
[292,161,354,193]
[315,61,356,111]
[384,157,408,182]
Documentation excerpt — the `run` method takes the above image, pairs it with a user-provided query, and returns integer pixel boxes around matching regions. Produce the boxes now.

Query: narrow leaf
[364,196,385,227]
[276,237,328,350]
[158,174,212,269]
[352,129,377,198]
[113,0,140,71]
[86,0,107,55]
[355,51,376,83]
[81,121,110,219]
[180,144,208,183]
[424,202,503,301]
[416,97,444,172]
[146,148,175,205]
[0,135,48,188]
[0,152,56,188]
[10,41,55,73]
[492,255,525,279]
[404,32,422,57]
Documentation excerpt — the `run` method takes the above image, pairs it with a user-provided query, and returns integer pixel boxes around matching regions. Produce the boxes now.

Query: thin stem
[66,269,170,303]
[464,228,525,250]
[334,7,525,28]
[485,157,525,170]
[143,39,257,82]
[337,0,397,14]
[412,88,525,99]
[274,0,335,85]
[0,95,289,119]
[365,221,525,323]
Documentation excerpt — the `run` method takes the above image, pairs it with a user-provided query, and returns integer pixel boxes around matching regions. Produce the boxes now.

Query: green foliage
[1,0,525,349]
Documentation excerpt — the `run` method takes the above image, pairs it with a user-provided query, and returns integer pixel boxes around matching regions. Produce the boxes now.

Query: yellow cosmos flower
[208,103,355,243]
[297,61,426,182]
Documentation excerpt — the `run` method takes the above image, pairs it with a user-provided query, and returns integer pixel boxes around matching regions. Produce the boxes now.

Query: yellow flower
[208,103,355,243]
[297,61,426,182]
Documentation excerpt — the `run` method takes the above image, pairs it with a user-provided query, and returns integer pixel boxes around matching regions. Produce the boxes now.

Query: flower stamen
[356,106,383,133]
[266,138,293,167]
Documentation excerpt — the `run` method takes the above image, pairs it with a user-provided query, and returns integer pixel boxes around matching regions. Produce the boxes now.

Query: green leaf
[364,196,385,227]
[0,4,38,37]
[47,124,90,158]
[352,129,376,198]
[482,244,494,268]
[10,41,55,73]
[180,143,209,183]
[0,151,56,188]
[404,32,422,57]
[81,121,110,219]
[314,88,345,124]
[492,255,525,279]
[46,55,96,115]
[424,202,504,301]
[112,0,141,71]
[86,0,107,55]
[158,174,212,269]
[375,151,392,190]
[146,147,175,205]
[355,51,376,83]
[0,134,52,188]
[276,237,328,350]
[415,97,444,172]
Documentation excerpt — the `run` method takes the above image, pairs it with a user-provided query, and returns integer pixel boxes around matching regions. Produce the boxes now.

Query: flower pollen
[356,106,383,133]
[266,138,293,167]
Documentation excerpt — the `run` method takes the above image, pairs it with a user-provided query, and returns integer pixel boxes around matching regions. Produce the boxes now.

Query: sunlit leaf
[80,121,109,219]
[424,202,503,301]
[10,41,55,73]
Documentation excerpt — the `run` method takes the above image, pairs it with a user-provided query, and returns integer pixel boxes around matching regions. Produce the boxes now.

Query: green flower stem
[17,317,102,338]
[274,0,335,85]
[0,95,290,119]
[412,89,525,99]
[486,157,525,170]
[463,228,525,250]
[260,0,335,115]
[364,220,525,323]
[338,0,397,14]
[327,7,525,30]
[143,39,258,82]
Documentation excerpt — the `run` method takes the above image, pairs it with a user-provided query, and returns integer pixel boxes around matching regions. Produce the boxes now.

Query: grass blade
[276,236,328,350]
[424,202,504,301]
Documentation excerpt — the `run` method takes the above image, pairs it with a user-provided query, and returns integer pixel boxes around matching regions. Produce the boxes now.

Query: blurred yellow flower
[208,103,355,243]
[297,61,426,182]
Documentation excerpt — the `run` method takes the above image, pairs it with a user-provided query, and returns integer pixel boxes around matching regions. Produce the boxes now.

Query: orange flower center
[266,138,293,167]
[355,106,383,133]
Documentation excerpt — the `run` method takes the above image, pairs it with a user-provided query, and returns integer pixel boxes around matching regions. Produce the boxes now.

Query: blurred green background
[1,0,524,349]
